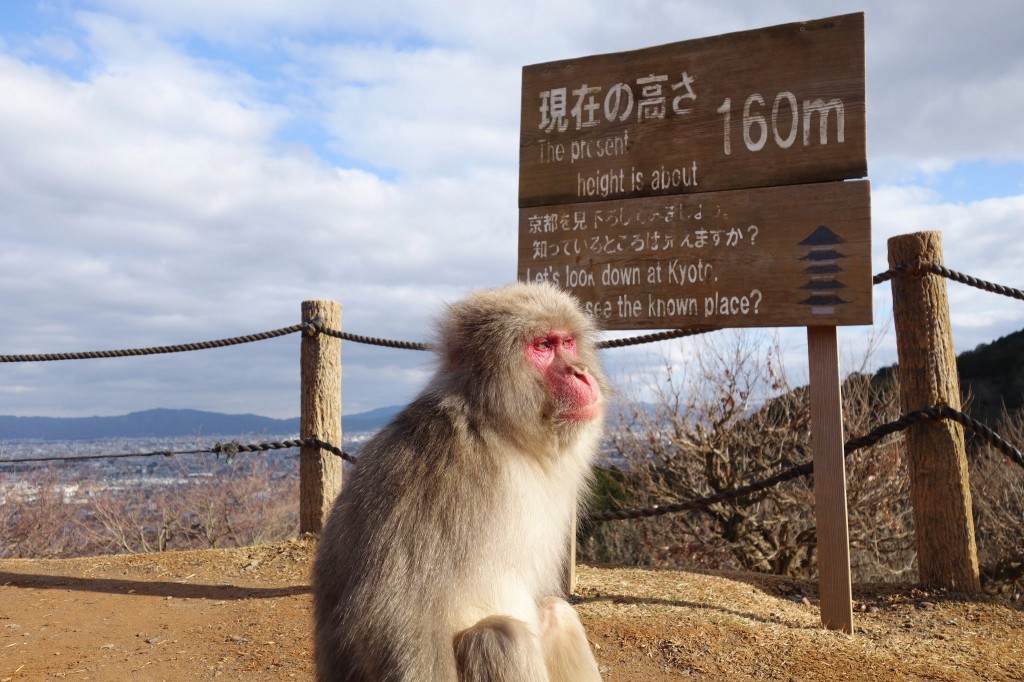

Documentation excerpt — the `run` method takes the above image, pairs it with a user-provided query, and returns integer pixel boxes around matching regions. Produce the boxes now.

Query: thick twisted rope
[843,405,1024,470]
[3,260,1019,362]
[0,449,184,463]
[874,263,1024,300]
[928,263,1024,300]
[319,328,431,351]
[590,460,812,522]
[0,325,307,363]
[211,437,357,463]
[597,328,714,349]
[0,437,356,465]
[0,322,711,361]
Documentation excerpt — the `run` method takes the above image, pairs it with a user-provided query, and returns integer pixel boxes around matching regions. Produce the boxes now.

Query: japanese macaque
[313,281,607,681]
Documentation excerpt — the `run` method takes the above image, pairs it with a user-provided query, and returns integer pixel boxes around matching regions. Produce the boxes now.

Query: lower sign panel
[518,180,871,329]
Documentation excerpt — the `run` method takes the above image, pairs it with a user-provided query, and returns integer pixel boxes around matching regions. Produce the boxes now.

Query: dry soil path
[1,539,1022,680]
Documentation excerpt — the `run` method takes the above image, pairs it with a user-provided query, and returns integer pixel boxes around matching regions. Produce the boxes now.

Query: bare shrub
[841,374,916,582]
[582,332,817,574]
[89,484,180,553]
[0,466,94,558]
[4,452,298,558]
[581,331,916,582]
[86,454,298,554]
[971,408,1024,598]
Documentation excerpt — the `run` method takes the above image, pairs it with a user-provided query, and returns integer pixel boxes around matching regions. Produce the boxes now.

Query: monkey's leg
[454,615,549,682]
[538,597,602,682]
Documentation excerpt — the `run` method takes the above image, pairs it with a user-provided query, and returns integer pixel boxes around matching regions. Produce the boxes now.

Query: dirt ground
[1,538,1021,681]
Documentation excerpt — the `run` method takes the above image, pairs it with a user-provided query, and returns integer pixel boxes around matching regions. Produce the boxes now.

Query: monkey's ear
[435,306,481,372]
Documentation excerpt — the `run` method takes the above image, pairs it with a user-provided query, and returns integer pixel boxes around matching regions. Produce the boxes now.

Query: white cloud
[0,1,1022,421]
[867,188,1024,366]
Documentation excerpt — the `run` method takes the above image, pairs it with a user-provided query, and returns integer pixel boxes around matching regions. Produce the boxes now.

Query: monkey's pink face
[526,332,602,422]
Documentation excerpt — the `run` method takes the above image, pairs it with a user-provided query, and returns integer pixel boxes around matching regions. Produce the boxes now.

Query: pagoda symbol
[797,225,851,315]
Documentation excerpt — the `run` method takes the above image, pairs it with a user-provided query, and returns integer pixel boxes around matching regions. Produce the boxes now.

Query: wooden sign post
[518,13,869,633]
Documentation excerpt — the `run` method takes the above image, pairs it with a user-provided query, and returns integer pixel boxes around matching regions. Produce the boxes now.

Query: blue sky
[900,160,1024,204]
[1,0,1022,419]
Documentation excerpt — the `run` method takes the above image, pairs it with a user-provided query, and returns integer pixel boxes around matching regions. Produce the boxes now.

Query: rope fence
[1,258,1021,489]
[0,261,1019,449]
[0,324,308,363]
[591,405,1024,522]
[0,437,356,465]
[873,262,1024,301]
[0,239,1021,625]
[0,262,1019,363]
[3,404,1021,526]
[2,251,1024,548]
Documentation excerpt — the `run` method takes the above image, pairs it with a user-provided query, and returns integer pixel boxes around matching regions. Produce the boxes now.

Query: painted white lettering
[538,139,565,163]
[601,264,642,287]
[771,92,799,149]
[802,98,845,145]
[584,299,613,320]
[647,295,699,317]
[616,294,643,317]
[576,168,626,198]
[743,94,768,152]
[717,97,732,155]
[667,258,712,286]
[720,92,847,152]
[650,162,699,191]
[563,266,595,288]
[703,290,760,317]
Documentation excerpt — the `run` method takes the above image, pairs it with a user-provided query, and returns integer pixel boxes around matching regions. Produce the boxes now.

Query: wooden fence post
[888,232,980,592]
[300,300,343,535]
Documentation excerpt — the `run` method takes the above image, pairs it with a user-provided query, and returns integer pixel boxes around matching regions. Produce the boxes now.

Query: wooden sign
[519,13,865,208]
[520,179,870,329]
[522,15,869,633]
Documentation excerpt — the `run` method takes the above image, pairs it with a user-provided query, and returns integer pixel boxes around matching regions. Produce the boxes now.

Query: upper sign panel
[519,13,865,208]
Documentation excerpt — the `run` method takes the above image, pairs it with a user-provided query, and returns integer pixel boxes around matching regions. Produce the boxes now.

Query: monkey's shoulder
[356,391,487,469]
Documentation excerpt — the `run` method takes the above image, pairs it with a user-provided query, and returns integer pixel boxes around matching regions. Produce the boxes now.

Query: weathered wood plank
[807,325,854,633]
[518,179,871,329]
[520,13,865,208]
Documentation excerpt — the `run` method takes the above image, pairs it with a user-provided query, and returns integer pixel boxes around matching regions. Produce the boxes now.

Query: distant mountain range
[872,328,1024,423]
[955,328,1024,422]
[0,406,403,441]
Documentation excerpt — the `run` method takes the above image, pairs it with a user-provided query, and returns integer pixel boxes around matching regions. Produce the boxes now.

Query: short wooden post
[300,300,343,534]
[888,232,980,592]
[807,326,853,633]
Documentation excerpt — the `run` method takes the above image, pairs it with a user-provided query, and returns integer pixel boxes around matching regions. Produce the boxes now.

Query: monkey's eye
[533,339,552,351]
[562,338,575,349]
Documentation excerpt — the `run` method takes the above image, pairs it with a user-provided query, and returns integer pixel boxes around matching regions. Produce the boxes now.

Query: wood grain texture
[807,325,853,633]
[520,13,865,208]
[300,300,343,535]
[888,232,980,592]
